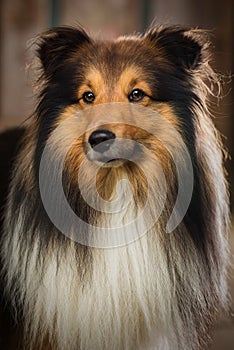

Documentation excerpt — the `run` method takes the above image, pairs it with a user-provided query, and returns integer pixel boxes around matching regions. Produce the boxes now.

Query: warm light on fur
[0,26,230,350]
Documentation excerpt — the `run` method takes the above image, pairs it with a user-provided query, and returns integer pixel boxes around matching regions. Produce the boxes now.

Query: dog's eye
[82,91,95,104]
[128,89,145,102]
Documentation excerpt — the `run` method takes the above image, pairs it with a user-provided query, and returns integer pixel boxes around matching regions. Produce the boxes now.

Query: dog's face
[34,26,205,203]
[36,26,204,159]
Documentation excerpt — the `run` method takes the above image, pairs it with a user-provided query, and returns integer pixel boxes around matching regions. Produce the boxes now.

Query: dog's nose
[88,129,116,153]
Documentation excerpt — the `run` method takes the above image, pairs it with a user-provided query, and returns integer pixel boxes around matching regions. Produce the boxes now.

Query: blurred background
[0,0,233,348]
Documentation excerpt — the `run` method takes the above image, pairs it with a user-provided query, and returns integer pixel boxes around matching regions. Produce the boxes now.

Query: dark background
[0,1,233,348]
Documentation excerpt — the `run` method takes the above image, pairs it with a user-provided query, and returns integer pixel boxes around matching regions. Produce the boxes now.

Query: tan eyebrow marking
[77,68,105,99]
[118,67,152,96]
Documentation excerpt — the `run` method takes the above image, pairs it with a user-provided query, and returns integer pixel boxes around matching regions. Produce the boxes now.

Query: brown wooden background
[0,0,233,348]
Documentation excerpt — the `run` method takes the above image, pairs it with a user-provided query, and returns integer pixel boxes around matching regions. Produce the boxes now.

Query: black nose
[88,129,116,153]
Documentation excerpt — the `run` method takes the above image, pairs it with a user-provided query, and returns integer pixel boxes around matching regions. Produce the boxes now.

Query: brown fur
[0,26,229,350]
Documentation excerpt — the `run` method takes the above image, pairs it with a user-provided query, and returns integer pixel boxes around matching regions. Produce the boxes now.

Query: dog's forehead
[78,38,158,81]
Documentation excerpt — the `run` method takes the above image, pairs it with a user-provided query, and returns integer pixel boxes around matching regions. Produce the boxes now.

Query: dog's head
[35,25,209,161]
[33,26,211,196]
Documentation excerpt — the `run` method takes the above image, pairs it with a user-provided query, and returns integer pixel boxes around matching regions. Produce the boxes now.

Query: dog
[0,25,230,350]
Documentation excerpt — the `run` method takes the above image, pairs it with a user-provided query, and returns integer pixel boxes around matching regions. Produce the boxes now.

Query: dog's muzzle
[86,128,137,165]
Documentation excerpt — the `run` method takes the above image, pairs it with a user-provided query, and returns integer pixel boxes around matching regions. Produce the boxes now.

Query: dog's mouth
[85,130,138,167]
[86,145,138,167]
[88,155,126,167]
[106,158,121,163]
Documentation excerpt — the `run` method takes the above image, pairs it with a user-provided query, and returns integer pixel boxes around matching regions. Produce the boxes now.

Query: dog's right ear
[145,26,207,71]
[37,26,91,74]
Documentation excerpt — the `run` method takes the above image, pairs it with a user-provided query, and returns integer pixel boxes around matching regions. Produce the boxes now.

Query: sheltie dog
[0,26,230,350]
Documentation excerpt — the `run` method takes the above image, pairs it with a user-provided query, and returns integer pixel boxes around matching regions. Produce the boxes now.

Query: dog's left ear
[37,26,91,74]
[145,26,207,70]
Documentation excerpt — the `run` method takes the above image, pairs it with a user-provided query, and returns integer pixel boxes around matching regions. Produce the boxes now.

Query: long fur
[0,26,230,350]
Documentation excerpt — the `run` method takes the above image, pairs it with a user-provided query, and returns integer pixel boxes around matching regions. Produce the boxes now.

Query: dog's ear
[145,26,207,70]
[37,26,91,74]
